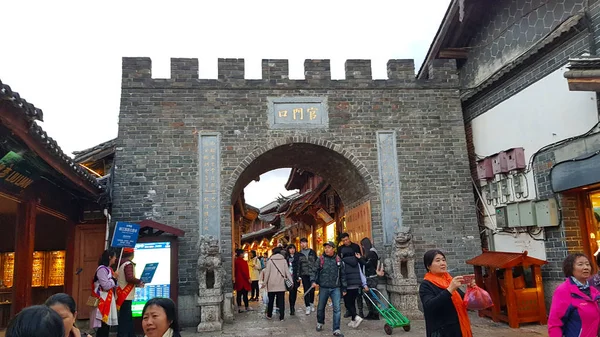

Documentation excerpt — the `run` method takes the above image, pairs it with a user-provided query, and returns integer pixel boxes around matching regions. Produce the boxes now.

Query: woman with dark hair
[548,253,600,337]
[234,249,252,313]
[46,293,90,337]
[419,249,473,337]
[359,237,380,320]
[260,246,293,321]
[90,249,119,337]
[340,245,368,328]
[6,305,64,337]
[286,244,301,315]
[141,298,181,337]
[248,250,261,301]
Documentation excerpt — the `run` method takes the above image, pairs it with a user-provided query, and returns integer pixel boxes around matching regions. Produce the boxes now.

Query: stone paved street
[186,299,548,337]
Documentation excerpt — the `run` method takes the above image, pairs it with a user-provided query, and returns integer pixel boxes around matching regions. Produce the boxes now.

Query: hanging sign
[0,151,37,189]
[111,222,141,248]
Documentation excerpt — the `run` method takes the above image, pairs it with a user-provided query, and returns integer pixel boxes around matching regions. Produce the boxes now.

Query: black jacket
[363,250,379,277]
[419,280,465,337]
[311,254,347,291]
[342,256,362,288]
[286,253,301,282]
[299,248,317,277]
[338,242,362,259]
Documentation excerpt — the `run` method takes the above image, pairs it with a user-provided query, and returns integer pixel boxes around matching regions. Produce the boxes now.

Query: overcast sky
[0,0,450,208]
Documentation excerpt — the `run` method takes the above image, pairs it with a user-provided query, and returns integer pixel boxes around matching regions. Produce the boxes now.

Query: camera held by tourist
[548,253,600,337]
[419,249,474,337]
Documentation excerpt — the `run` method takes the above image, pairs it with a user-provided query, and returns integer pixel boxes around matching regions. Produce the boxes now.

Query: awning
[241,225,277,241]
[138,219,185,238]
[550,151,600,192]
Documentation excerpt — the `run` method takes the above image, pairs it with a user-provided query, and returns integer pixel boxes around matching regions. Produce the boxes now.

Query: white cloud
[244,168,298,209]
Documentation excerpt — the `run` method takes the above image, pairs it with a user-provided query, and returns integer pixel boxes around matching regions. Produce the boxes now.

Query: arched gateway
[112,57,481,330]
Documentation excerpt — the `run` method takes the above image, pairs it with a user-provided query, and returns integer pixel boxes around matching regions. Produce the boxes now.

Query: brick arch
[226,136,377,207]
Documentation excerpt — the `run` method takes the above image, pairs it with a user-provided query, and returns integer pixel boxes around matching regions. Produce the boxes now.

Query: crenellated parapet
[121,57,459,89]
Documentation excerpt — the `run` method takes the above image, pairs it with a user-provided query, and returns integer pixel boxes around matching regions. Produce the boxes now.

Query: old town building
[0,80,107,327]
[112,57,480,328]
[421,0,600,309]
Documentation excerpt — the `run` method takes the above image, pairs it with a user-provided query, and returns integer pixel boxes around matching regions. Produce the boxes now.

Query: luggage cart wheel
[384,323,393,335]
[402,325,411,332]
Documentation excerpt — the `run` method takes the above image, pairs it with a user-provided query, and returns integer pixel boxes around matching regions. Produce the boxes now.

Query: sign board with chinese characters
[111,222,141,248]
[0,151,37,190]
[376,131,403,244]
[198,133,221,239]
[267,97,328,129]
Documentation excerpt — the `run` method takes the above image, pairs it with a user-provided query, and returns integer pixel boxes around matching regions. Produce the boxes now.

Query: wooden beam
[0,107,100,196]
[438,48,469,59]
[566,77,600,92]
[12,200,36,315]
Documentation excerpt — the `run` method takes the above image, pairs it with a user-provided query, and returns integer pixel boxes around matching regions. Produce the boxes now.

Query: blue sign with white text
[111,222,140,248]
[139,263,159,284]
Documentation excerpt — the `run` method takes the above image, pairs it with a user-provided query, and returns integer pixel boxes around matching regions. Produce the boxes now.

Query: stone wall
[112,57,481,325]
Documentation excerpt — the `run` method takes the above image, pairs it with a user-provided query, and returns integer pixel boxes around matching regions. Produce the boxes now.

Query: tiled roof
[0,80,44,121]
[466,250,547,268]
[0,79,103,192]
[72,138,116,163]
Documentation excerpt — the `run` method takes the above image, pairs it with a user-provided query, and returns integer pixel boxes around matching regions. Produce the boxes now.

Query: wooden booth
[466,250,548,328]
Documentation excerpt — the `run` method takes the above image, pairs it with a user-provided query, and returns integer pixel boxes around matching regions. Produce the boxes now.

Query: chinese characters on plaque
[198,134,220,239]
[376,131,403,244]
[267,97,329,129]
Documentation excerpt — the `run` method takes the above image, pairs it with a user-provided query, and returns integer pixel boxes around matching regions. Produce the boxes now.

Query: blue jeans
[317,287,341,331]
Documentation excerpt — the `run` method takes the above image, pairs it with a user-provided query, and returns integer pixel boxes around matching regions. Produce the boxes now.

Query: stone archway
[226,136,377,208]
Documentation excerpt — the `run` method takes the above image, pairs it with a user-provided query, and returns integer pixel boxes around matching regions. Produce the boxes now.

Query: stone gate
[112,57,481,328]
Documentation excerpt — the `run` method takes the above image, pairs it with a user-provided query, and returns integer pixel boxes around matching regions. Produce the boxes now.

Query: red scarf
[424,272,472,337]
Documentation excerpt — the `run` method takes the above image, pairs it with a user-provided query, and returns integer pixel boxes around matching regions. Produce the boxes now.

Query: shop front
[0,81,106,328]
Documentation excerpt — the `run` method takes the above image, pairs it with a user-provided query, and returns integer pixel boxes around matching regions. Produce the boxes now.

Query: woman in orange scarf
[419,249,473,337]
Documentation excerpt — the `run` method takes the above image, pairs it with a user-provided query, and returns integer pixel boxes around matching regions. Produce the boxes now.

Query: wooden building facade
[0,80,107,328]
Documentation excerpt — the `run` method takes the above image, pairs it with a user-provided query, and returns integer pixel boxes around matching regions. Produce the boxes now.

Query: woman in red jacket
[234,249,253,313]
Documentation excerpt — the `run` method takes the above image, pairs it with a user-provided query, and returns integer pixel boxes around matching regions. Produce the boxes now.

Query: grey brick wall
[113,57,481,324]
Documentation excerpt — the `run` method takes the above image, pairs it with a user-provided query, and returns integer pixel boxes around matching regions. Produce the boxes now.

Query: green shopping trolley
[362,288,411,335]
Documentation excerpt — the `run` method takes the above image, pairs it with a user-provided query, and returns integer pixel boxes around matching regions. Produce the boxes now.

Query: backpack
[319,254,341,269]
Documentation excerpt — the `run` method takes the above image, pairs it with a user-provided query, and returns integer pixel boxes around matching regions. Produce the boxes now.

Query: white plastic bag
[262,289,269,305]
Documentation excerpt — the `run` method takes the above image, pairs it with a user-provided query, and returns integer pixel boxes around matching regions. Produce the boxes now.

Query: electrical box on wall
[492,152,509,174]
[506,203,521,227]
[476,158,494,180]
[506,147,526,171]
[496,206,508,228]
[518,201,537,227]
[534,199,559,227]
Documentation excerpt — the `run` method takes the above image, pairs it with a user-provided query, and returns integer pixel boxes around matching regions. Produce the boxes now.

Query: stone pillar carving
[384,228,420,319]
[197,235,223,332]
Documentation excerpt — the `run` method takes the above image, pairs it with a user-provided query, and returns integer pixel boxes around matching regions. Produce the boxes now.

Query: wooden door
[72,224,105,319]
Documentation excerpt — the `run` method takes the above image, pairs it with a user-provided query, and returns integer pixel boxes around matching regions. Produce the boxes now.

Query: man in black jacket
[299,238,317,315]
[312,241,347,337]
[339,232,364,318]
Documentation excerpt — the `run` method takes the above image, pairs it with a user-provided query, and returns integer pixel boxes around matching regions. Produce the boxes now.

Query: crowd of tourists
[234,233,381,337]
[5,248,179,337]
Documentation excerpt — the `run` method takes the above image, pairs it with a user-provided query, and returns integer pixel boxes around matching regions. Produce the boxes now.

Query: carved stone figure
[197,236,222,291]
[391,228,416,280]
[197,235,224,332]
